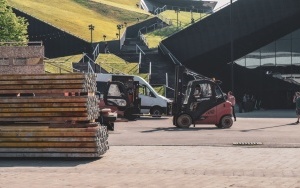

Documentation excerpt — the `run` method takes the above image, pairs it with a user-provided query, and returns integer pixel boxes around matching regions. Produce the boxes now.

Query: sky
[211,0,231,10]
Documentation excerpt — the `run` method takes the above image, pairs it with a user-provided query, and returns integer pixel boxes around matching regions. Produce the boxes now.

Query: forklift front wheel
[176,114,192,128]
[217,115,233,129]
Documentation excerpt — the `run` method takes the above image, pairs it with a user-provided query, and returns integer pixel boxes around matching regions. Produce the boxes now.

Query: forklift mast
[172,65,186,115]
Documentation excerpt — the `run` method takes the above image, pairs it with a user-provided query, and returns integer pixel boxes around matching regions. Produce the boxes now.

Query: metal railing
[0,41,43,46]
[138,32,149,48]
[81,53,95,73]
[154,5,167,15]
[92,43,100,60]
[100,63,127,75]
[44,61,76,73]
[140,0,149,12]
[153,0,239,38]
[136,44,146,71]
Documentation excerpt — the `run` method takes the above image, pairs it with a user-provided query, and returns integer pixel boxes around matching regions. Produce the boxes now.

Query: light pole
[191,6,194,24]
[117,24,122,50]
[175,8,180,29]
[230,0,234,93]
[88,24,95,72]
[88,24,94,44]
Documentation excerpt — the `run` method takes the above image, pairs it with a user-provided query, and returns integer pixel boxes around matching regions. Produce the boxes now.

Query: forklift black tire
[176,114,192,128]
[124,108,137,121]
[217,115,233,129]
[105,123,114,131]
[150,107,162,117]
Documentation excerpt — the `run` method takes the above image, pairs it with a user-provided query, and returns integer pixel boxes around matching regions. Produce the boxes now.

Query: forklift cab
[183,80,225,113]
[104,81,129,111]
[102,81,141,120]
[173,79,233,129]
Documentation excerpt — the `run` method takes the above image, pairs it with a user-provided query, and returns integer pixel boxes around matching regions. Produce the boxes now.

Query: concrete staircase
[118,37,176,98]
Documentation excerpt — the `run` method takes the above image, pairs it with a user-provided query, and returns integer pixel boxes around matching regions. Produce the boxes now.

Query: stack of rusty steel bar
[0,73,109,158]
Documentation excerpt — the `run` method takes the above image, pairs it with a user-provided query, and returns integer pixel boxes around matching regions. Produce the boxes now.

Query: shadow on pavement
[141,126,220,133]
[236,109,295,118]
[137,117,169,120]
[0,157,100,167]
[239,123,296,132]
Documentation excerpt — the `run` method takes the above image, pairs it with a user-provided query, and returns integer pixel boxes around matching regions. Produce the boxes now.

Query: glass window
[234,29,300,69]
[183,86,192,105]
[235,57,246,67]
[215,86,223,99]
[292,38,300,65]
[199,83,212,97]
[276,39,291,66]
[108,84,122,97]
[245,50,260,68]
[261,42,275,66]
[139,85,154,97]
[280,33,292,40]
[292,29,300,39]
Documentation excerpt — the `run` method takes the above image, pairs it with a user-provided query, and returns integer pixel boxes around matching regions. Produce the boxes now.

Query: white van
[96,73,172,116]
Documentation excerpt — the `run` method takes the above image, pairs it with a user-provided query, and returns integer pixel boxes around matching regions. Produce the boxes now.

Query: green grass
[144,26,179,49]
[160,10,209,27]
[153,85,165,96]
[96,53,149,81]
[144,10,210,48]
[97,53,139,74]
[44,54,82,73]
[8,0,151,42]
[91,0,148,14]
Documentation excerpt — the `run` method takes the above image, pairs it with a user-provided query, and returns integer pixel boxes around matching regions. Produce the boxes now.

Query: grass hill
[8,0,151,42]
[44,54,82,73]
[144,10,209,48]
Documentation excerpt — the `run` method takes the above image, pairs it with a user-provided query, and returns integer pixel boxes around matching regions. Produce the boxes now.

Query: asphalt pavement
[1,109,300,188]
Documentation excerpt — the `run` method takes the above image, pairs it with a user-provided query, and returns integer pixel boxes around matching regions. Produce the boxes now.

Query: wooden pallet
[0,73,109,158]
[0,73,100,123]
[0,125,109,158]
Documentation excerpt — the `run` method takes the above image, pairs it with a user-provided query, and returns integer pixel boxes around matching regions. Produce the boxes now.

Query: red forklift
[171,65,233,129]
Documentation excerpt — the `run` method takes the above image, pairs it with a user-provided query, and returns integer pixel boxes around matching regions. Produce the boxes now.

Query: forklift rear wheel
[217,115,233,129]
[176,114,192,128]
[124,107,138,121]
[150,107,162,117]
[105,123,114,131]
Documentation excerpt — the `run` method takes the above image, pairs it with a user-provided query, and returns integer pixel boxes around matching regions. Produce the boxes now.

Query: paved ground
[1,109,300,188]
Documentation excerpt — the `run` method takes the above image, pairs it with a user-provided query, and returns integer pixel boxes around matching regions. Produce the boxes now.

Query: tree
[0,0,28,44]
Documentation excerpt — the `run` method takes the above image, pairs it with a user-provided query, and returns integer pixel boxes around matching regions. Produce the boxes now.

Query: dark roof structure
[159,0,300,108]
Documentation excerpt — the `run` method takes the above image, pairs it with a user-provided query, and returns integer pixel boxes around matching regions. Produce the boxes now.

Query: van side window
[139,85,155,97]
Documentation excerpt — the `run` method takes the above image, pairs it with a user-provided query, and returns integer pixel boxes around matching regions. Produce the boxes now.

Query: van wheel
[176,114,192,128]
[218,115,233,129]
[150,107,162,117]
